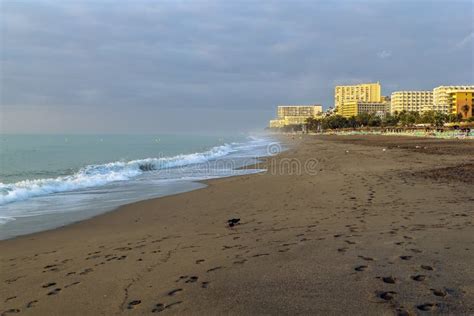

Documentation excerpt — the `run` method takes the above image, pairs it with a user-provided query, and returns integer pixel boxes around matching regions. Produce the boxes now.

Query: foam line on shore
[0,137,270,206]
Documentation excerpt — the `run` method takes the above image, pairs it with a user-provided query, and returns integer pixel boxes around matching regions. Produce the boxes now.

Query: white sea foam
[0,216,15,225]
[0,142,239,206]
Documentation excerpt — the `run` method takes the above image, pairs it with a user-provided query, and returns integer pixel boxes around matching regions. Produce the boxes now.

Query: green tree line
[305,110,473,131]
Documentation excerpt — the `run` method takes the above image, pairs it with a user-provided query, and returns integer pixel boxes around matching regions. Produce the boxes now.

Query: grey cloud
[1,0,473,133]
[377,50,392,59]
[456,32,474,49]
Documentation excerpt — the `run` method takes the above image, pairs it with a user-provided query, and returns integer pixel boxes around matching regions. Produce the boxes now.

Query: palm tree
[461,104,471,119]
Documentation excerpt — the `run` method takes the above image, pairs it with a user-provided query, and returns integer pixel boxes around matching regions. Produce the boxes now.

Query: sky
[1,0,473,134]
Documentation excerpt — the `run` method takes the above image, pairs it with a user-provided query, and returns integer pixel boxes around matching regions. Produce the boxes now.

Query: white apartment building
[391,91,433,114]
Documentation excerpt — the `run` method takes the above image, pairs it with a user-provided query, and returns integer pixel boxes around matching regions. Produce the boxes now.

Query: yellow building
[269,105,323,127]
[391,91,433,114]
[335,82,381,111]
[340,100,390,118]
[433,85,474,113]
[449,91,473,119]
[269,119,285,128]
[277,105,323,118]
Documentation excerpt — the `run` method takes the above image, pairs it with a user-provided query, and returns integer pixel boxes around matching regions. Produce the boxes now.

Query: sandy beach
[1,135,473,315]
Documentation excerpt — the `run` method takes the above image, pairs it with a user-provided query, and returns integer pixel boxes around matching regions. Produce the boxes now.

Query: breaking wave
[0,143,238,206]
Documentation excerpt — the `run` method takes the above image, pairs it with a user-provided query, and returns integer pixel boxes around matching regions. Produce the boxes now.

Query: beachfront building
[269,119,285,128]
[432,85,474,114]
[339,100,390,118]
[269,105,323,127]
[277,105,323,118]
[449,91,473,119]
[391,91,433,114]
[334,82,381,111]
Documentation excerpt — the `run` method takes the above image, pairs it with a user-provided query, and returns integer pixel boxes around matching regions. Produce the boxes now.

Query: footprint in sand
[42,282,57,288]
[176,275,188,280]
[430,289,446,297]
[85,254,101,260]
[207,266,223,273]
[65,281,80,288]
[151,303,165,313]
[79,268,93,275]
[127,300,141,309]
[1,308,20,315]
[168,289,183,296]
[185,276,198,283]
[43,264,57,270]
[378,291,397,301]
[47,288,61,296]
[252,253,270,258]
[26,300,38,308]
[381,276,397,284]
[5,276,24,284]
[411,275,426,282]
[354,265,368,272]
[416,303,436,311]
[399,255,412,260]
[164,301,182,309]
[114,247,132,251]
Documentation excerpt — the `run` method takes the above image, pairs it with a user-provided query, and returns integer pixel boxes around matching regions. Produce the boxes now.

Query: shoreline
[0,167,272,243]
[0,182,207,242]
[1,134,473,315]
[0,136,280,241]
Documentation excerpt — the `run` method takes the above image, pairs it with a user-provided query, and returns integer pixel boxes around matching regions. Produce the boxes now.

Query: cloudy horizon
[1,0,473,134]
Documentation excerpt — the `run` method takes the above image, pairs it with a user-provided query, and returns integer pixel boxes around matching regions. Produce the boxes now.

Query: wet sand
[1,135,473,315]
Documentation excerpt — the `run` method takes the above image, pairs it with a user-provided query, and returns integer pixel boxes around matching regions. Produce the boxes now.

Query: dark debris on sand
[227,218,241,228]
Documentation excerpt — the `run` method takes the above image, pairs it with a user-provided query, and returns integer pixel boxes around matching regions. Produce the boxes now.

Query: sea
[0,134,277,240]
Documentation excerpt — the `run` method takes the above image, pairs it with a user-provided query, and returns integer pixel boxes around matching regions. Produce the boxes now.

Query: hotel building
[340,100,390,118]
[433,85,474,114]
[269,105,323,128]
[391,91,433,114]
[449,91,473,119]
[334,82,381,111]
